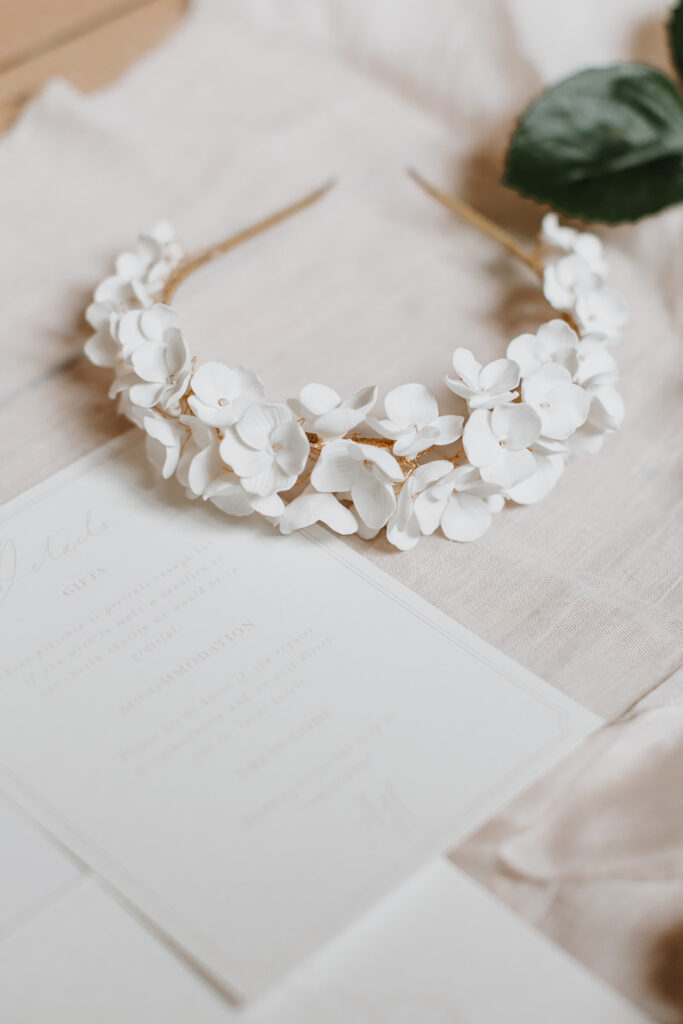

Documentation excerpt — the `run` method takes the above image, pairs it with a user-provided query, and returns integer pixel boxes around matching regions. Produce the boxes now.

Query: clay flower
[522,364,590,440]
[368,383,463,456]
[446,350,520,409]
[116,304,191,412]
[569,383,625,455]
[542,254,601,312]
[204,475,285,518]
[506,320,578,378]
[575,286,628,340]
[176,417,223,497]
[94,222,181,308]
[541,214,607,277]
[220,402,309,496]
[463,404,540,488]
[278,489,358,535]
[311,439,403,530]
[288,383,377,438]
[191,417,287,516]
[386,462,502,548]
[504,439,567,505]
[386,461,454,549]
[188,361,264,428]
[84,301,121,368]
[563,335,618,385]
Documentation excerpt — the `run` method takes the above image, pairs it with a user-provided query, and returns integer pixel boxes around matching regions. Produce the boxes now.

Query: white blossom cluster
[85,215,625,549]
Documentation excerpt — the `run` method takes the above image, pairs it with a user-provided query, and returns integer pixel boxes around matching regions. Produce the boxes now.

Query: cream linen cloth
[0,0,681,1019]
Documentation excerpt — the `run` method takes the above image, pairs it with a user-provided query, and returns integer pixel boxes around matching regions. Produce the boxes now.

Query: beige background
[0,0,681,1019]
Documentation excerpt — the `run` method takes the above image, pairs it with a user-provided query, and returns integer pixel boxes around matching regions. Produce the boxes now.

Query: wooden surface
[0,0,187,133]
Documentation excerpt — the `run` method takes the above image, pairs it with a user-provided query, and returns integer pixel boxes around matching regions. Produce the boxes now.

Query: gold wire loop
[161,171,543,305]
[161,180,337,303]
[160,172,550,473]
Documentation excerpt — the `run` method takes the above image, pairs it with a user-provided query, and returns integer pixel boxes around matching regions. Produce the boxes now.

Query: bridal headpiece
[85,172,626,549]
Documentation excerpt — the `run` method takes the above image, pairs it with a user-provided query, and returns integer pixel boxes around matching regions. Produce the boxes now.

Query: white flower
[506,319,578,377]
[204,476,285,518]
[386,461,454,550]
[560,334,618,385]
[134,221,182,296]
[368,383,463,456]
[541,214,607,277]
[568,382,625,455]
[188,361,264,428]
[118,303,176,359]
[522,363,590,440]
[178,417,288,515]
[220,402,309,496]
[142,414,187,479]
[176,417,223,497]
[94,223,181,309]
[311,439,403,530]
[278,489,358,535]
[119,305,191,412]
[445,350,520,409]
[288,383,377,439]
[119,397,187,480]
[505,439,567,504]
[575,286,628,340]
[543,254,601,312]
[84,301,121,368]
[386,462,502,548]
[463,404,540,488]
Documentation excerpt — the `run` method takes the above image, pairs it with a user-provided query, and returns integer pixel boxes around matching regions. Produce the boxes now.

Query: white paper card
[0,435,598,998]
[0,866,649,1023]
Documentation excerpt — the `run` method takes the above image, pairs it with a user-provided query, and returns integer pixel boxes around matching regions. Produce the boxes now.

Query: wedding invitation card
[0,861,648,1023]
[0,434,598,999]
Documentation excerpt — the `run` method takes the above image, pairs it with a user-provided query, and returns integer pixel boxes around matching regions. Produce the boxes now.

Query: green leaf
[503,63,683,223]
[670,1,683,80]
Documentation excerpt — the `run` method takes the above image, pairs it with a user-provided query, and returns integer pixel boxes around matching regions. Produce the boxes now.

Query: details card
[0,435,598,999]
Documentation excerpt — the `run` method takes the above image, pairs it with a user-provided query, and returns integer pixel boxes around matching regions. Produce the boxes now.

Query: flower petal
[242,461,291,497]
[85,330,119,368]
[450,348,482,389]
[351,474,396,530]
[480,448,536,488]
[207,482,254,517]
[491,403,541,449]
[479,358,520,394]
[140,304,179,342]
[359,444,404,482]
[220,430,272,477]
[576,286,628,338]
[440,493,492,542]
[505,453,565,505]
[299,383,341,416]
[279,490,357,535]
[413,490,448,535]
[236,402,291,449]
[311,440,361,492]
[463,409,500,467]
[432,414,464,447]
[506,333,547,377]
[588,387,625,431]
[314,385,378,438]
[272,421,310,476]
[384,383,439,429]
[128,381,163,408]
[131,342,168,383]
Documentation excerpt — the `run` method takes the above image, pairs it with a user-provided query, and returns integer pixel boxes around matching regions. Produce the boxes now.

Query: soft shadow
[647,920,683,1021]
